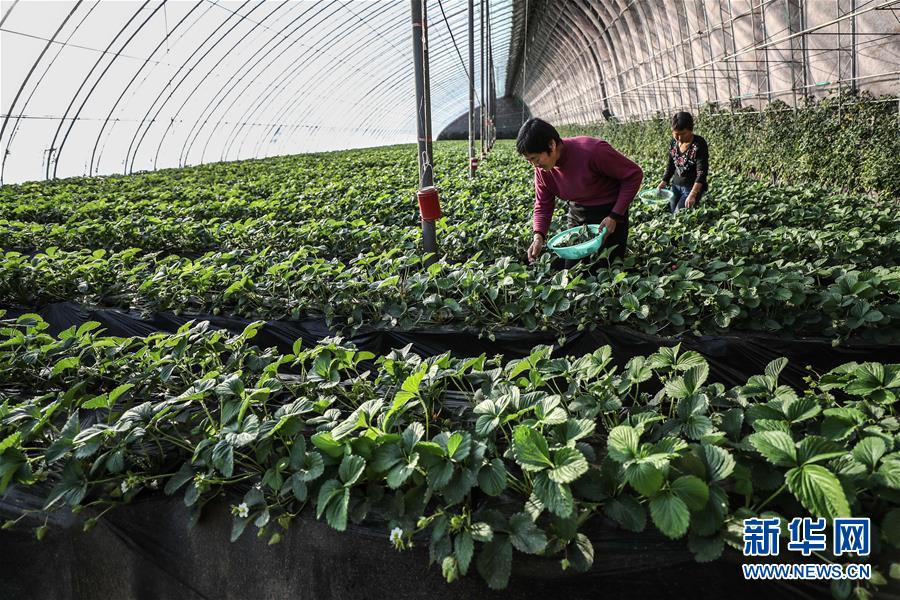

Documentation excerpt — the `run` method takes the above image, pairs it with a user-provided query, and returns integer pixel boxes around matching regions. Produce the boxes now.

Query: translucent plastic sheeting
[505,0,899,125]
[0,0,512,183]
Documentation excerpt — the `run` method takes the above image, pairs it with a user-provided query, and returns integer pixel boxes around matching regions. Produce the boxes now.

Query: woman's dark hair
[516,118,562,154]
[671,111,694,131]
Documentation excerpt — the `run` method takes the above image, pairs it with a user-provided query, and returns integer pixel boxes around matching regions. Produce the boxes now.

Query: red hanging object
[417,186,442,220]
[470,157,478,172]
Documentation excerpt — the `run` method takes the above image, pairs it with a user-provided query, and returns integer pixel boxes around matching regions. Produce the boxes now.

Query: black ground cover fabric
[4,302,899,391]
[0,491,839,600]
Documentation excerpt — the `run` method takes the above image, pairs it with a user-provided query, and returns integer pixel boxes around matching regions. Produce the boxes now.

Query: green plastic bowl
[639,188,674,205]
[547,224,607,259]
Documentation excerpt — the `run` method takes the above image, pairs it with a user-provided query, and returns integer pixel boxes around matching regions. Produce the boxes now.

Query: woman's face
[524,139,560,170]
[672,128,694,143]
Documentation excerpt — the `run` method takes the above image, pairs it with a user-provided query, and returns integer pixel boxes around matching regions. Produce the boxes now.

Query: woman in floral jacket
[657,112,709,212]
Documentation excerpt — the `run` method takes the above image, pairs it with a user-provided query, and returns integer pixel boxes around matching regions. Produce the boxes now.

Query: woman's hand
[657,180,668,191]
[685,193,697,209]
[600,216,617,235]
[527,234,545,263]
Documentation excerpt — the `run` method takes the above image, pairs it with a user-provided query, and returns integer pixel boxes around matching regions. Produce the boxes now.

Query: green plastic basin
[639,188,674,205]
[547,224,607,260]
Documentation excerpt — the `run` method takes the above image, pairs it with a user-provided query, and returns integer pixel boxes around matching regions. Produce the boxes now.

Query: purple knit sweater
[532,136,644,235]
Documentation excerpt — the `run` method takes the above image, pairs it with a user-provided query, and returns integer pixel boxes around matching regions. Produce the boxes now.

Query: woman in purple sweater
[516,118,644,266]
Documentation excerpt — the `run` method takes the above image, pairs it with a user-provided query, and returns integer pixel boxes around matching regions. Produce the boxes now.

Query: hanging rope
[436,0,481,106]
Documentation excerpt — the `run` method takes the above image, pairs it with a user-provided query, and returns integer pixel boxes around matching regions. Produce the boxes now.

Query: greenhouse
[1,0,899,598]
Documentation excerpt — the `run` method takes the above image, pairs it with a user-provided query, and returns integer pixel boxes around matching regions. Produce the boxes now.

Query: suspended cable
[0,0,20,27]
[334,0,407,56]
[0,1,85,183]
[0,28,179,70]
[1,0,99,182]
[436,0,481,106]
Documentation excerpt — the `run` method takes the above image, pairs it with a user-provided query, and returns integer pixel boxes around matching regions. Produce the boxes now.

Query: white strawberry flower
[389,526,404,549]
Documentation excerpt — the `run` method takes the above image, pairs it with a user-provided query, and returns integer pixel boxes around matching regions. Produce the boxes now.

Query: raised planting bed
[1,315,898,595]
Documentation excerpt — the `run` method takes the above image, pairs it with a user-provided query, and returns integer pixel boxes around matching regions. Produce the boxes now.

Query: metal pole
[785,0,798,108]
[726,0,743,105]
[838,1,843,120]
[468,0,475,178]
[422,0,433,167]
[491,3,497,145]
[759,0,772,103]
[411,0,431,186]
[486,0,492,150]
[411,0,436,260]
[850,0,857,92]
[480,0,486,158]
[490,0,495,147]
[701,2,720,108]
[800,0,809,96]
[521,0,528,124]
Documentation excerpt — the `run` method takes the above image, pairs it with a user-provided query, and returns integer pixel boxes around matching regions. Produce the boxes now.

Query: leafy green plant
[563,90,899,198]
[1,137,897,344]
[1,314,897,594]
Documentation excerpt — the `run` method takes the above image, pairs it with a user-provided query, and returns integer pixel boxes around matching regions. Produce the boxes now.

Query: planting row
[1,179,896,274]
[0,313,897,592]
[1,145,896,270]
[1,243,898,342]
[0,145,426,224]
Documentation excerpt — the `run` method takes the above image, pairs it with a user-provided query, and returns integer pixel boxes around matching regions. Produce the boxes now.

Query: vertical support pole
[521,0,528,125]
[836,1,842,121]
[480,0,486,158]
[850,0,857,92]
[758,0,772,103]
[491,20,496,146]
[484,15,488,149]
[785,0,798,109]
[489,58,496,147]
[468,0,476,178]
[788,0,805,107]
[490,1,496,147]
[718,2,735,103]
[700,2,720,109]
[726,0,743,106]
[422,0,434,170]
[800,0,809,95]
[411,0,436,262]
[486,0,493,150]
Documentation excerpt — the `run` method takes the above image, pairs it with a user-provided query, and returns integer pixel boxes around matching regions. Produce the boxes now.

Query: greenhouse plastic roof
[1,0,897,184]
[0,0,512,183]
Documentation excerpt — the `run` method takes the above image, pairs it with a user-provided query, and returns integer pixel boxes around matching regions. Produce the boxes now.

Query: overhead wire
[436,0,481,106]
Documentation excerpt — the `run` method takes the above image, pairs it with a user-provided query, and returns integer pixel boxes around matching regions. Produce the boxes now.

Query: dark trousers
[670,183,705,212]
[562,202,629,271]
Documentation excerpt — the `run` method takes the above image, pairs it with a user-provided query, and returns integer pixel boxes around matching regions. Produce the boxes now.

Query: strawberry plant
[1,314,898,593]
[1,132,897,344]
